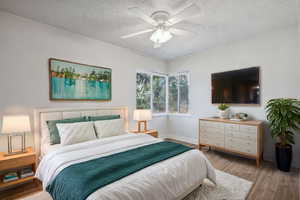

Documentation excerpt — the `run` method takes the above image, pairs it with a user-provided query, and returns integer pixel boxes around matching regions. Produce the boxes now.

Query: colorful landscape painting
[49,58,111,101]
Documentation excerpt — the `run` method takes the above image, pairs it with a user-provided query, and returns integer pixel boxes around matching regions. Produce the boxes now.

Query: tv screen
[212,67,260,104]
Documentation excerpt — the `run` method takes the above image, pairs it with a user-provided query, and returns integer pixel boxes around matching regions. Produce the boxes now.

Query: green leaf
[265,98,300,145]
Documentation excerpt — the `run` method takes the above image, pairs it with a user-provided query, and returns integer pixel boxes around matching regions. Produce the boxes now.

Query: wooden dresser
[199,118,263,167]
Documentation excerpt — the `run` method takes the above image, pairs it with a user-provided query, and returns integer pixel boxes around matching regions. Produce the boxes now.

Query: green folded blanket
[46,141,193,200]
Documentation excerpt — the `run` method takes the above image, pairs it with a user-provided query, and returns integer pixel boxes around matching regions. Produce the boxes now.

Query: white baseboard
[162,134,198,145]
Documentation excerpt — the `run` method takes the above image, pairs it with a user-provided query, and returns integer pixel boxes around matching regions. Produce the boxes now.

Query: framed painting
[49,58,112,101]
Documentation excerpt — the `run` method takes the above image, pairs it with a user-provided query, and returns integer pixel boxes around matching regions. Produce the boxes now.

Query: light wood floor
[166,138,300,200]
[1,139,299,200]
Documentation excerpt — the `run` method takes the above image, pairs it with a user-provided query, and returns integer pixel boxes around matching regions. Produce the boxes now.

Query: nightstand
[0,147,37,189]
[130,129,158,138]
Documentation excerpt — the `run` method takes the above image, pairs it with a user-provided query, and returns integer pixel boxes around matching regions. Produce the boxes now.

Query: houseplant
[218,104,229,119]
[266,98,300,172]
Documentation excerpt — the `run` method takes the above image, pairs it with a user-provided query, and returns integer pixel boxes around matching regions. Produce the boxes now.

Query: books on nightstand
[20,167,34,178]
[3,172,19,183]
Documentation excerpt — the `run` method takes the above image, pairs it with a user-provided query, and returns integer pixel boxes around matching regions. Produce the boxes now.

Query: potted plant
[218,104,229,119]
[266,98,300,172]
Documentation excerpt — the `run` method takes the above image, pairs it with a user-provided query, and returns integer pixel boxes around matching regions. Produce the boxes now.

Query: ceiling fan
[121,2,201,48]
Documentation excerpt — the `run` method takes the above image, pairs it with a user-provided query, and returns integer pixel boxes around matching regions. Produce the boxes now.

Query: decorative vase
[275,143,292,172]
[219,109,229,119]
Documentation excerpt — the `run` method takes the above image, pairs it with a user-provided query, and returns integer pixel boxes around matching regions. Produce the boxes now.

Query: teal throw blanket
[46,141,192,200]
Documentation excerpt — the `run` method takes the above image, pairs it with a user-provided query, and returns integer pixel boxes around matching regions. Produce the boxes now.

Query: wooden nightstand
[0,147,37,189]
[130,129,158,138]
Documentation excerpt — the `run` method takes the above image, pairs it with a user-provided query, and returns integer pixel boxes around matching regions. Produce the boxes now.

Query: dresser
[199,118,263,167]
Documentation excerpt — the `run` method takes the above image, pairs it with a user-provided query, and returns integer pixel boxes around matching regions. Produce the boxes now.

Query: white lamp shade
[133,110,152,121]
[1,115,31,134]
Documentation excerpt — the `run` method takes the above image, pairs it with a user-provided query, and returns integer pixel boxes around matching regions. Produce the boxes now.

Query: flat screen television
[212,67,260,104]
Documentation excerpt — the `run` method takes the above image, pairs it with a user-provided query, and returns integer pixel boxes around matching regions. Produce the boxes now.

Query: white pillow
[94,119,124,138]
[56,122,97,146]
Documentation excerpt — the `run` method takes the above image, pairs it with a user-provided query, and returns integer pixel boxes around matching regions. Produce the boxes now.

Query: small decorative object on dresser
[199,118,263,167]
[1,115,31,155]
[0,147,37,189]
[130,129,158,138]
[266,98,300,172]
[230,112,248,121]
[218,104,230,119]
[133,109,152,132]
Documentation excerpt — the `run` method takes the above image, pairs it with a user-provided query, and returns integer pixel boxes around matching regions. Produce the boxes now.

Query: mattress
[36,133,216,200]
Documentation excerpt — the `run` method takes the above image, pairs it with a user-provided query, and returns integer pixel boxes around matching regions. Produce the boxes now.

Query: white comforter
[36,133,216,200]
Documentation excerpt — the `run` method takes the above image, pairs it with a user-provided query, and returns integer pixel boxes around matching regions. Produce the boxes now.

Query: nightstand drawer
[0,155,35,171]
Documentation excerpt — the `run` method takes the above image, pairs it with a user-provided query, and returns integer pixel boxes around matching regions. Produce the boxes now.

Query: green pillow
[88,115,120,121]
[47,117,88,145]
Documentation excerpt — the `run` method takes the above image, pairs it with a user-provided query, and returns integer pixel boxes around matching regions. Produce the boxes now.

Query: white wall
[0,11,168,152]
[167,26,300,167]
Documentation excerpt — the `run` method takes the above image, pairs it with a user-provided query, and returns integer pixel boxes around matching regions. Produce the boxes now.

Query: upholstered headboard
[34,106,128,160]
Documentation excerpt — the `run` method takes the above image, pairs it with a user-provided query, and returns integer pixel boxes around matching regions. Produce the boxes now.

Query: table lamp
[1,115,31,156]
[133,110,152,132]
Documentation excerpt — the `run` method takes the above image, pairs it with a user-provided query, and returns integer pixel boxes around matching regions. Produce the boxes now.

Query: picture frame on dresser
[199,118,263,167]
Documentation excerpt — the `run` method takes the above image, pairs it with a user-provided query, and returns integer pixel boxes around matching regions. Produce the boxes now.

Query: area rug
[183,170,253,200]
[22,170,252,200]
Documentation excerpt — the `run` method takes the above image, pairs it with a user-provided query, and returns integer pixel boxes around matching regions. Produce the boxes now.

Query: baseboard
[162,134,198,145]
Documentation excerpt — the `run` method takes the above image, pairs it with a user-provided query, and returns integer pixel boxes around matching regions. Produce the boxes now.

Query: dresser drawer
[225,137,257,155]
[201,121,224,129]
[240,125,257,133]
[201,129,224,140]
[224,123,239,131]
[201,126,224,134]
[202,139,225,148]
[200,134,224,147]
[225,130,257,141]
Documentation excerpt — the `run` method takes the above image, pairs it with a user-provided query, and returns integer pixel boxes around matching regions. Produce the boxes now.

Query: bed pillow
[56,122,97,146]
[88,115,120,121]
[94,119,124,138]
[47,117,88,145]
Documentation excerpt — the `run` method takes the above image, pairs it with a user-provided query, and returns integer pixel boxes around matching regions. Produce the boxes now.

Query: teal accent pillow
[47,117,88,145]
[88,115,120,121]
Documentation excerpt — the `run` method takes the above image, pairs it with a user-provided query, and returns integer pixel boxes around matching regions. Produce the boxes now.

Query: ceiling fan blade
[121,29,154,39]
[167,4,201,26]
[169,28,193,36]
[128,7,158,26]
[174,21,224,32]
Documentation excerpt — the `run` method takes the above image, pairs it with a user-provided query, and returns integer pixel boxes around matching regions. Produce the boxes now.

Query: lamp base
[5,133,27,156]
[137,120,148,132]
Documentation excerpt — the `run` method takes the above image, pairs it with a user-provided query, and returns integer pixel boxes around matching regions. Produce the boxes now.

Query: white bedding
[36,133,216,200]
[42,144,62,156]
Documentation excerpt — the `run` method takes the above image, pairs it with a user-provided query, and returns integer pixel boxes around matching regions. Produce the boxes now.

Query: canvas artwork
[49,58,111,101]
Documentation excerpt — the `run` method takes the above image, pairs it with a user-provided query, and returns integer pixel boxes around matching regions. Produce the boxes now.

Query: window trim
[168,71,190,115]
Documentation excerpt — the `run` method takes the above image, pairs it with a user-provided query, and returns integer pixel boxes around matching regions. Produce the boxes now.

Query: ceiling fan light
[150,29,173,44]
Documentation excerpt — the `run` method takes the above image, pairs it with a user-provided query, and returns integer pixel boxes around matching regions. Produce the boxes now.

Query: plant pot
[275,143,292,172]
[219,109,229,119]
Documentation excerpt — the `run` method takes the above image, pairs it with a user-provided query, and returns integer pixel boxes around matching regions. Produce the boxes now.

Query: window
[168,72,189,114]
[152,75,167,113]
[136,72,189,114]
[136,73,151,109]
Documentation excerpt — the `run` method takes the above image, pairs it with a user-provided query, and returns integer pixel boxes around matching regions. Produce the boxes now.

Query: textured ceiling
[0,0,298,60]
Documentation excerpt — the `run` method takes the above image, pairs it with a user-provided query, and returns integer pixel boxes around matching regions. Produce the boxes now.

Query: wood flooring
[0,139,299,200]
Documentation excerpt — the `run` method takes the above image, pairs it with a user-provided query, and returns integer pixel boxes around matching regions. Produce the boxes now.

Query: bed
[34,107,216,200]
